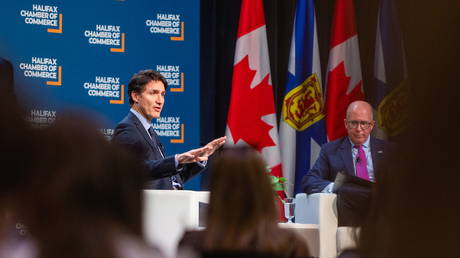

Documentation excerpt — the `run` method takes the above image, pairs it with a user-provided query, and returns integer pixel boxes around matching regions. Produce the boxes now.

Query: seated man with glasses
[301,100,393,226]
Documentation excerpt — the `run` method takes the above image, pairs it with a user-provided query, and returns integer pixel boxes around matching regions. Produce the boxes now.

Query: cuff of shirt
[174,155,183,171]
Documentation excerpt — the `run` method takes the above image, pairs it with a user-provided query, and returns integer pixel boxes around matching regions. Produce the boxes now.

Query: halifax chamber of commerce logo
[282,73,324,131]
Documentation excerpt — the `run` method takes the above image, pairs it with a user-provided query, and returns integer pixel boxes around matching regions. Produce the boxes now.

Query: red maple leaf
[325,62,364,141]
[227,56,276,152]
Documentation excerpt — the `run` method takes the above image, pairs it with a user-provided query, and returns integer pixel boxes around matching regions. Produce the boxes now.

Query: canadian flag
[225,0,285,218]
[325,0,364,141]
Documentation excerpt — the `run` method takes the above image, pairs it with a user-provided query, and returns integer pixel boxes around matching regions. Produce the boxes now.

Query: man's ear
[131,91,140,103]
[370,120,376,130]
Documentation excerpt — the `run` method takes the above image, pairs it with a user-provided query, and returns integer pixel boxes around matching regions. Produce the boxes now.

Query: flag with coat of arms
[279,0,326,197]
[369,0,408,139]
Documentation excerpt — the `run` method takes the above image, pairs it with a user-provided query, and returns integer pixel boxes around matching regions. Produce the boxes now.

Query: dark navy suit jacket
[112,112,203,189]
[301,136,391,194]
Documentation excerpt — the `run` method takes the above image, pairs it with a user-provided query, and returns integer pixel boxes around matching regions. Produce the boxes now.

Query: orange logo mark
[47,13,63,33]
[110,33,125,52]
[110,84,125,104]
[46,66,62,86]
[170,22,184,41]
[282,73,324,131]
[170,72,184,92]
[170,123,184,143]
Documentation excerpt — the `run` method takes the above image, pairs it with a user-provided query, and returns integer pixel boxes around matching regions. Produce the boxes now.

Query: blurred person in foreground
[178,147,310,258]
[112,69,225,190]
[0,96,37,258]
[16,116,163,258]
[338,2,459,257]
[338,78,460,258]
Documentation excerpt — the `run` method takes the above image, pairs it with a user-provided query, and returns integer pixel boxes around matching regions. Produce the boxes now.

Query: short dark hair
[127,69,168,106]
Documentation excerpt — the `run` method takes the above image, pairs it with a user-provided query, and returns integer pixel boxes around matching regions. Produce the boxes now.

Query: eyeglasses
[346,120,373,129]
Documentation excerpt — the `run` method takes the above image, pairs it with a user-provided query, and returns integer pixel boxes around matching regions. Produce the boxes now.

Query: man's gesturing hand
[176,136,226,164]
[202,136,226,157]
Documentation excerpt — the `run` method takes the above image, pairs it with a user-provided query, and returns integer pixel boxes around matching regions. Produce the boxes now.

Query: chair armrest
[295,193,338,258]
[142,190,210,258]
[295,193,337,224]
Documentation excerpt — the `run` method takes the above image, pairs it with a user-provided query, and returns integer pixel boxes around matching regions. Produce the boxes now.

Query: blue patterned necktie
[148,126,182,189]
[148,126,156,140]
[148,126,164,157]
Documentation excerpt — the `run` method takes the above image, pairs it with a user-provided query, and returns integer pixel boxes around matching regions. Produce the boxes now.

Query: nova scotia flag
[279,0,326,196]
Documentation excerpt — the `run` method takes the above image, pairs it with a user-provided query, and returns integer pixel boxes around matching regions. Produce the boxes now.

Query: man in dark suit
[301,100,393,226]
[112,69,225,189]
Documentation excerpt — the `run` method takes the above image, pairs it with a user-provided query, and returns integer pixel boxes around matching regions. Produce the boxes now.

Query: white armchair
[142,190,209,258]
[295,193,357,258]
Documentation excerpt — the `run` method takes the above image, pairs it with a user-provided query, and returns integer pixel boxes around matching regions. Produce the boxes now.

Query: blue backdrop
[0,0,203,190]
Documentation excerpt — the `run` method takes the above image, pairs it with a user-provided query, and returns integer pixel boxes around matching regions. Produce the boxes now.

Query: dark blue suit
[301,136,390,194]
[112,112,203,189]
[302,136,392,225]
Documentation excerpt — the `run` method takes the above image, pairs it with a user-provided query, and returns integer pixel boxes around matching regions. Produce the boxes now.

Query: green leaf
[272,182,285,191]
[269,175,287,191]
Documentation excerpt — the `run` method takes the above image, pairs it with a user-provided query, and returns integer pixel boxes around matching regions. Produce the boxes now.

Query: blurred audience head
[0,105,30,202]
[19,114,147,258]
[0,95,37,242]
[204,146,279,251]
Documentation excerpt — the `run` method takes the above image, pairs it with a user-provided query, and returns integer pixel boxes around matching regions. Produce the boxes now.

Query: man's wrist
[174,154,182,170]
